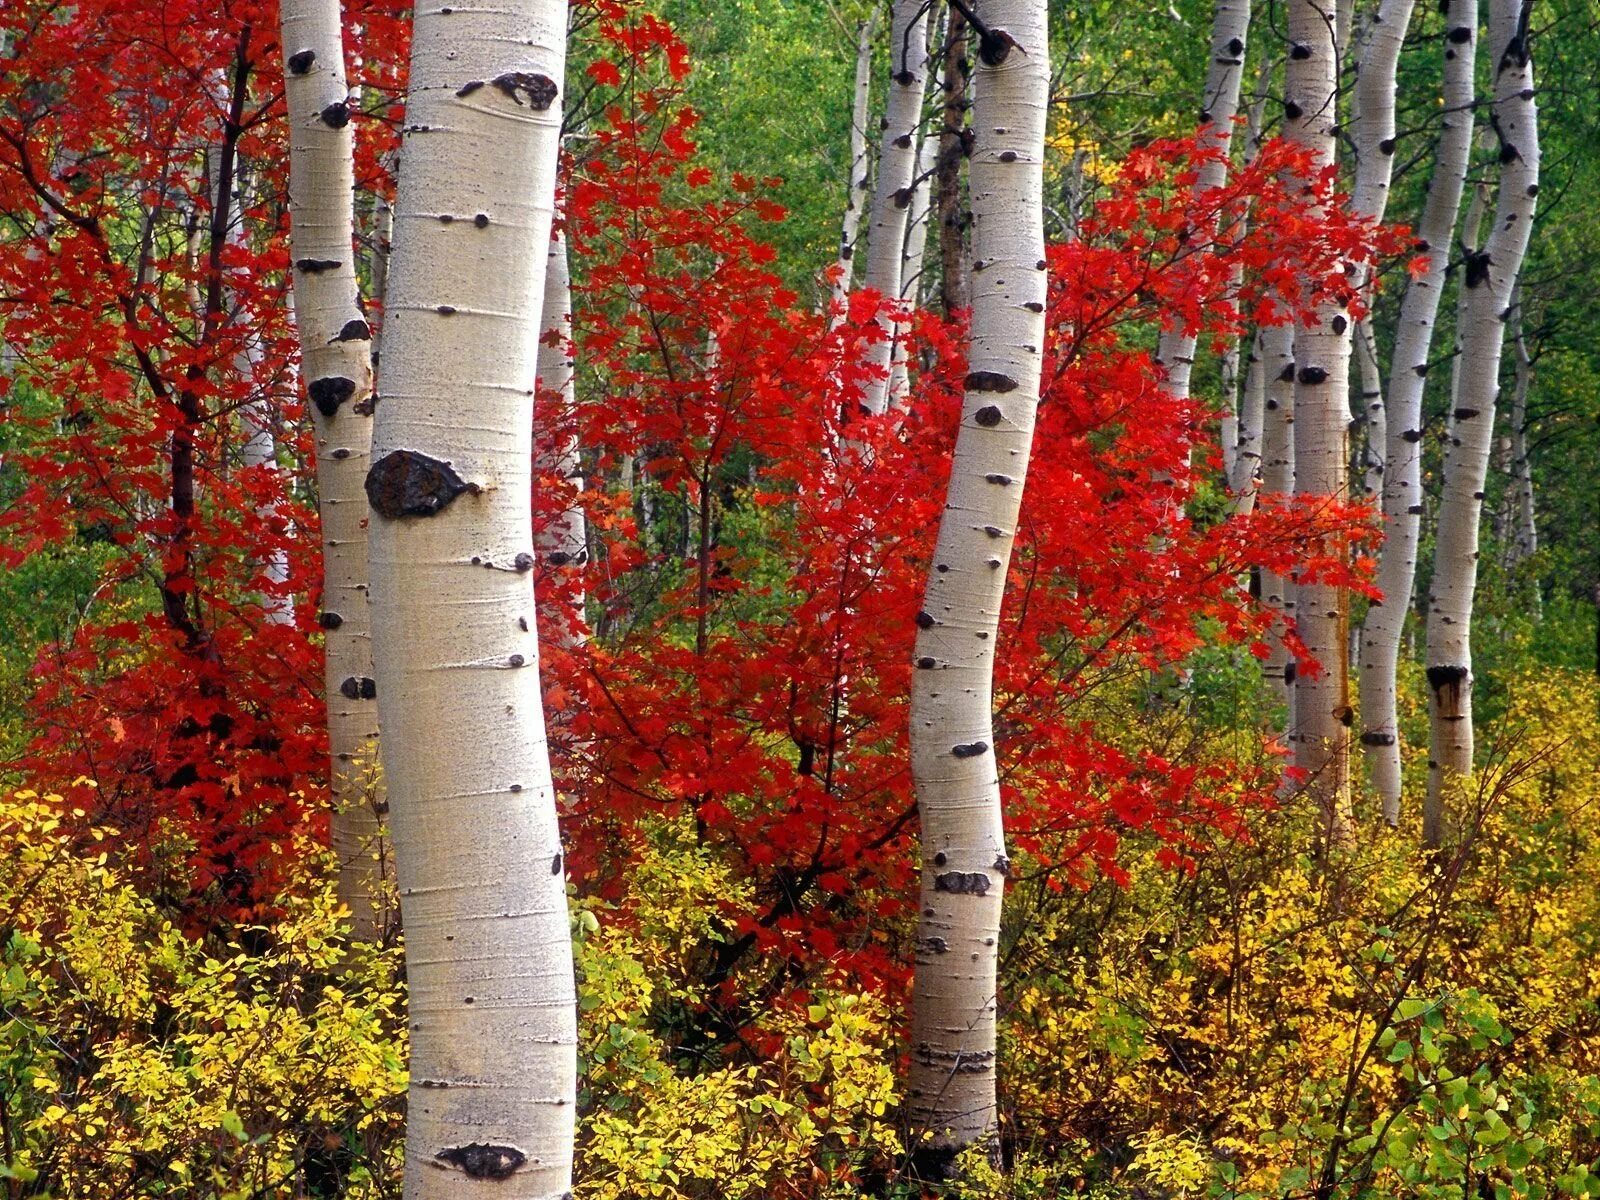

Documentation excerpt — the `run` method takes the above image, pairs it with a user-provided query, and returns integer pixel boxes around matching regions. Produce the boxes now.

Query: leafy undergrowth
[2,664,1597,1199]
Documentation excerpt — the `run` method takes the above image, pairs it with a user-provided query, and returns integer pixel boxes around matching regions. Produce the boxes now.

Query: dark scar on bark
[339,677,376,700]
[934,871,990,895]
[952,741,990,758]
[365,450,476,519]
[318,612,343,629]
[1298,366,1328,385]
[491,72,559,109]
[455,80,484,98]
[973,405,1004,427]
[434,1144,526,1180]
[296,258,341,274]
[334,318,371,342]
[308,376,356,418]
[287,49,315,74]
[967,371,1018,392]
[319,102,350,129]
[551,853,563,875]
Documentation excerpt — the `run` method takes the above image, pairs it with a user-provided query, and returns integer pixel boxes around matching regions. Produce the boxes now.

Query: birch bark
[859,0,931,415]
[830,13,877,323]
[906,0,1048,1176]
[364,0,576,1191]
[1356,0,1478,820]
[1424,0,1538,846]
[536,221,587,645]
[1284,0,1355,841]
[279,0,388,936]
[937,6,972,316]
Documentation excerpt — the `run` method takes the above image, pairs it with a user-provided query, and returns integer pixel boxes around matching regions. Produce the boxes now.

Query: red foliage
[0,0,1394,983]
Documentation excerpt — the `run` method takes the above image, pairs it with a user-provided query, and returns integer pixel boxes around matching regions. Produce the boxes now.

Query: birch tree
[830,12,877,323]
[1357,0,1478,819]
[1424,0,1538,845]
[1284,0,1355,840]
[364,0,576,1190]
[858,0,931,415]
[536,220,587,644]
[1153,0,1249,404]
[906,0,1047,1176]
[936,5,972,316]
[279,0,388,935]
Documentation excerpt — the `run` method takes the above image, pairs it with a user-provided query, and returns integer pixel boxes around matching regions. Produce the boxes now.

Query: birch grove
[906,0,1048,1176]
[364,0,576,1189]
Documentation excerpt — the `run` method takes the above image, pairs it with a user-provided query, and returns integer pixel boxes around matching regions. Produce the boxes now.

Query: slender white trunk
[1154,0,1250,402]
[889,60,942,403]
[907,0,1048,1176]
[1232,330,1265,512]
[279,0,389,935]
[860,0,931,415]
[1507,302,1537,570]
[1285,0,1355,841]
[1354,317,1384,503]
[830,12,878,323]
[365,1,576,1192]
[1357,0,1478,820]
[1424,0,1538,846]
[536,223,587,644]
[1259,321,1297,718]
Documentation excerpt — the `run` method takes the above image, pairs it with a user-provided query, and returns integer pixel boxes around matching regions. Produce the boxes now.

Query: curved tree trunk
[1424,0,1538,846]
[859,0,931,415]
[365,0,576,1192]
[279,0,388,937]
[906,0,1048,1177]
[537,221,588,645]
[1357,0,1478,822]
[830,12,877,324]
[1284,0,1355,842]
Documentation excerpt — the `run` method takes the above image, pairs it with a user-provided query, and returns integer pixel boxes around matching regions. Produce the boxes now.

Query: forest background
[0,0,1598,1196]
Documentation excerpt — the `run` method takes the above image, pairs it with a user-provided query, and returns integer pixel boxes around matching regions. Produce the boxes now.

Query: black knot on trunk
[1361,731,1397,746]
[491,72,559,110]
[985,473,1013,485]
[308,376,357,418]
[1283,661,1297,686]
[1426,664,1469,694]
[983,525,1003,538]
[934,870,990,895]
[455,80,485,98]
[951,741,989,758]
[551,852,563,875]
[1499,141,1521,165]
[295,258,341,274]
[1379,137,1396,156]
[977,27,1020,67]
[287,49,316,75]
[893,185,914,207]
[1297,366,1328,385]
[915,610,936,629]
[894,69,915,87]
[1284,100,1302,120]
[1334,705,1355,728]
[514,552,535,572]
[319,102,350,129]
[334,318,371,342]
[339,676,377,700]
[1454,408,1480,421]
[1226,36,1244,55]
[993,855,1011,877]
[971,370,1021,397]
[893,134,914,150]
[435,1144,526,1180]
[366,449,474,520]
[318,611,343,630]
[972,404,1005,427]
[1330,315,1347,335]
[922,936,949,954]
[1464,250,1491,289]
[1447,25,1473,43]
[1277,363,1296,383]
[916,656,938,669]
[1289,41,1312,59]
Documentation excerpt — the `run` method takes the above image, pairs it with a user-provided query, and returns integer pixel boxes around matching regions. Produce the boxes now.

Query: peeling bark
[366,0,577,1192]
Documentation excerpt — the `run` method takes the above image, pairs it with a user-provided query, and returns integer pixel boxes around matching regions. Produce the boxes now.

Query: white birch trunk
[1232,330,1265,513]
[1423,0,1538,846]
[906,0,1048,1175]
[1259,321,1297,718]
[1507,304,1537,570]
[1285,0,1355,841]
[888,91,941,403]
[279,0,389,936]
[830,12,878,323]
[364,0,576,1191]
[859,0,931,415]
[1357,0,1478,820]
[1153,0,1250,402]
[536,222,587,644]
